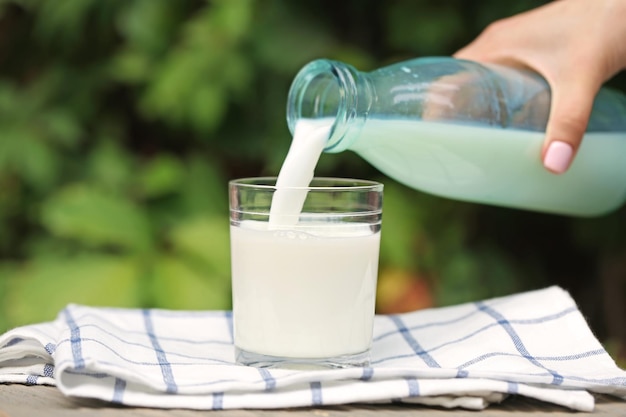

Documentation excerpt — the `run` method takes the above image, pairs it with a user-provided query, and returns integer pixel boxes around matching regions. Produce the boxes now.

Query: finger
[453,40,497,63]
[542,79,600,174]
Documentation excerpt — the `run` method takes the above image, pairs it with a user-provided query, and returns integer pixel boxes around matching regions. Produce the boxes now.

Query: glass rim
[229,177,383,191]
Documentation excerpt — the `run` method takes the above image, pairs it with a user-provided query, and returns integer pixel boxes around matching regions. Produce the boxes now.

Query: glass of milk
[229,177,383,368]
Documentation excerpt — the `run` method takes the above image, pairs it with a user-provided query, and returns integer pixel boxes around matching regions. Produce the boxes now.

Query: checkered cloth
[1,286,625,411]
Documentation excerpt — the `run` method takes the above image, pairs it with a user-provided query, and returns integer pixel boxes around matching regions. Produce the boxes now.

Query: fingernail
[543,141,573,174]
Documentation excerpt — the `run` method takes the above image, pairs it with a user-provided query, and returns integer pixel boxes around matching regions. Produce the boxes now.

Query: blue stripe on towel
[64,308,85,369]
[310,381,323,406]
[212,392,224,410]
[258,368,276,390]
[43,363,54,378]
[112,378,127,404]
[406,378,420,397]
[389,315,440,368]
[143,309,178,394]
[44,343,56,355]
[476,301,564,385]
[360,367,374,381]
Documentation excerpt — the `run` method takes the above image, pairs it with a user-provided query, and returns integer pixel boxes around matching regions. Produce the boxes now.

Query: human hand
[454,0,626,174]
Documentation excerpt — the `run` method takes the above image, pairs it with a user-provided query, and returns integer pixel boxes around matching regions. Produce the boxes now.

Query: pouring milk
[231,119,381,359]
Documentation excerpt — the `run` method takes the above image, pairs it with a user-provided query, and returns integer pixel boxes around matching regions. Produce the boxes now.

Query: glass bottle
[286,57,626,217]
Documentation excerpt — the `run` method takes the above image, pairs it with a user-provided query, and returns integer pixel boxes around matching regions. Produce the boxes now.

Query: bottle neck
[286,59,372,153]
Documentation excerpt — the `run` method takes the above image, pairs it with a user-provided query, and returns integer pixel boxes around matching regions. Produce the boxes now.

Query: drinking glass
[229,177,383,368]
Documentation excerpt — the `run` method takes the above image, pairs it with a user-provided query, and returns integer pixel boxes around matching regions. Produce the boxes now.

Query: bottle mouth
[287,59,359,152]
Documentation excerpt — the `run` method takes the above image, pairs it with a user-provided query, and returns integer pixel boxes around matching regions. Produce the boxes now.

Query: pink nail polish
[543,141,573,174]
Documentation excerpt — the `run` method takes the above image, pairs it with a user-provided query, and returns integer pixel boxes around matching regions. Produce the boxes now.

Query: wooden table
[1,384,625,417]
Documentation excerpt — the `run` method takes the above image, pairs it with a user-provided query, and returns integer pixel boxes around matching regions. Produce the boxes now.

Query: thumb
[542,79,600,174]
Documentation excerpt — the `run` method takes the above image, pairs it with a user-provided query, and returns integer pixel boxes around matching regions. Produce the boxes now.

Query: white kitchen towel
[1,286,625,411]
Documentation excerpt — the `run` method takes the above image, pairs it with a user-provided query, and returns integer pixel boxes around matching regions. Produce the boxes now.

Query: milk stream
[268,120,332,227]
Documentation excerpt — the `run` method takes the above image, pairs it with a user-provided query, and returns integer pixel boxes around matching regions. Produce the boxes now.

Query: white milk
[233,118,380,359]
[268,120,331,227]
[231,220,380,358]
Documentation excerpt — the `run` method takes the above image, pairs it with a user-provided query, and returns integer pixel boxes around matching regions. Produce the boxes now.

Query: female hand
[454,0,626,174]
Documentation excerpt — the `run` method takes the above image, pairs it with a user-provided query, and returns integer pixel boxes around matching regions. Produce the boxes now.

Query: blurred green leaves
[113,0,255,133]
[137,154,185,198]
[385,3,466,55]
[159,216,232,310]
[41,185,152,253]
[0,81,80,191]
[6,254,142,326]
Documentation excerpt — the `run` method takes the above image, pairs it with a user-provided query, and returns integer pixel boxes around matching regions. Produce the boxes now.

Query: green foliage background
[0,0,624,361]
